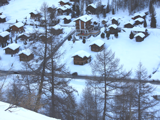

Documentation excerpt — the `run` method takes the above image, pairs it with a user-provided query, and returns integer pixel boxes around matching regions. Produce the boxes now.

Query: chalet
[0,15,6,23]
[57,5,72,15]
[124,21,134,28]
[132,13,146,20]
[108,24,119,34]
[134,33,145,42]
[89,39,105,52]
[18,49,34,61]
[63,16,71,24]
[11,22,24,32]
[59,0,71,6]
[30,12,38,19]
[72,50,91,65]
[0,31,9,47]
[4,43,20,54]
[111,17,119,25]
[18,33,30,41]
[86,3,96,14]
[134,18,144,26]
[74,15,100,39]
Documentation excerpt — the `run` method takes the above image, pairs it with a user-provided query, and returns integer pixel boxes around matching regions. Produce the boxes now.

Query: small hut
[29,12,38,19]
[11,22,24,32]
[111,17,119,25]
[86,3,96,14]
[0,31,9,44]
[57,5,71,15]
[72,50,91,65]
[124,21,134,28]
[63,16,71,24]
[89,39,105,52]
[134,18,144,26]
[18,33,30,41]
[132,13,146,20]
[134,33,145,42]
[4,43,20,54]
[18,49,34,61]
[59,0,71,6]
[108,24,118,34]
[0,15,6,23]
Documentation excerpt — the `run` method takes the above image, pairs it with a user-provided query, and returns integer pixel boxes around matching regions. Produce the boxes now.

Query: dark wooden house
[11,22,24,32]
[124,21,134,28]
[59,0,71,6]
[86,4,96,14]
[111,17,119,25]
[4,43,20,54]
[30,12,38,19]
[89,39,105,52]
[19,49,34,61]
[132,13,146,20]
[18,33,29,41]
[0,31,9,43]
[108,24,119,34]
[72,50,91,65]
[57,5,71,15]
[0,15,6,23]
[134,18,144,26]
[135,33,145,42]
[63,16,71,24]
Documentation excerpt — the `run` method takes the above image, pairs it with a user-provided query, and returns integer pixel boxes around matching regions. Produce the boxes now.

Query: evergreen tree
[114,32,118,38]
[82,38,86,44]
[106,1,110,13]
[129,31,134,39]
[149,0,154,14]
[101,32,105,38]
[112,8,115,15]
[68,35,72,41]
[150,13,156,28]
[106,32,110,40]
[103,8,106,18]
[144,19,147,28]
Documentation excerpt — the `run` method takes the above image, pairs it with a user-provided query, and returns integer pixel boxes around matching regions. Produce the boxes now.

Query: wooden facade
[73,55,91,65]
[4,47,19,54]
[136,36,144,42]
[112,19,118,25]
[86,6,96,14]
[18,34,29,41]
[11,25,24,32]
[19,53,34,61]
[90,44,104,52]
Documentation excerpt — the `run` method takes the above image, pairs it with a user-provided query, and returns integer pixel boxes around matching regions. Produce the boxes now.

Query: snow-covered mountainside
[0,101,59,120]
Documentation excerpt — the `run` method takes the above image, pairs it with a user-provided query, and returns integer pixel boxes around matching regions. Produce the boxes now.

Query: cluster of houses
[72,39,105,65]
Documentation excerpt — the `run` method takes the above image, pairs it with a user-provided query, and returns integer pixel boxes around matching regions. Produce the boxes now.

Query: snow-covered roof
[88,3,96,9]
[0,31,10,37]
[111,17,118,21]
[12,22,24,28]
[18,49,32,56]
[0,15,6,19]
[52,24,62,30]
[124,20,134,25]
[74,15,92,22]
[89,39,105,47]
[63,15,71,20]
[18,33,30,37]
[59,0,69,3]
[30,11,38,14]
[108,24,118,29]
[57,4,71,11]
[72,50,91,58]
[133,12,146,17]
[4,43,20,50]
[134,33,145,38]
[134,18,144,22]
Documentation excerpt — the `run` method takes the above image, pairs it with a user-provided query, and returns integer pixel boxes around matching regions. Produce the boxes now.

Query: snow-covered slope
[0,101,59,120]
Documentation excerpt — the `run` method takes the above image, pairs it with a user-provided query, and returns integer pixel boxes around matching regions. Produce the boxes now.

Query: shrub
[82,39,86,44]
[129,31,134,39]
[101,32,105,38]
[114,32,118,38]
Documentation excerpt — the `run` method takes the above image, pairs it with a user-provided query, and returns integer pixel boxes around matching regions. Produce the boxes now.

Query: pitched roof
[134,18,144,22]
[111,17,118,21]
[12,22,24,28]
[4,43,20,50]
[72,50,91,58]
[0,31,10,37]
[108,24,118,29]
[57,4,71,11]
[74,15,92,22]
[63,15,71,20]
[135,33,145,38]
[0,15,6,19]
[124,20,134,25]
[18,49,32,56]
[18,33,30,37]
[133,12,146,17]
[88,3,96,9]
[89,39,105,47]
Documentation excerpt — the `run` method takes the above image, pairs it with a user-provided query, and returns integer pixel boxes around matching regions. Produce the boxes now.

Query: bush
[68,35,72,41]
[129,31,134,39]
[106,32,110,40]
[82,39,86,44]
[101,32,105,38]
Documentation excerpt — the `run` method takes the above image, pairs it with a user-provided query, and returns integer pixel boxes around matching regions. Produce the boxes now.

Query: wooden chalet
[57,5,71,15]
[134,18,144,26]
[18,49,34,61]
[124,21,134,28]
[0,31,9,43]
[11,22,24,32]
[63,16,71,24]
[86,4,96,14]
[132,13,146,20]
[134,33,145,42]
[30,12,37,19]
[0,15,6,23]
[108,24,119,34]
[111,17,119,25]
[59,0,71,6]
[4,43,20,54]
[72,50,91,65]
[74,15,100,39]
[18,33,29,41]
[89,39,105,52]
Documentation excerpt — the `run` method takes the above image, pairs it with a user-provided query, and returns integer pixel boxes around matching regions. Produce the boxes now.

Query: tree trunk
[103,80,107,120]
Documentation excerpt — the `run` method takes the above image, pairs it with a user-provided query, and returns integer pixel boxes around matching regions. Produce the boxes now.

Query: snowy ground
[0,101,59,120]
